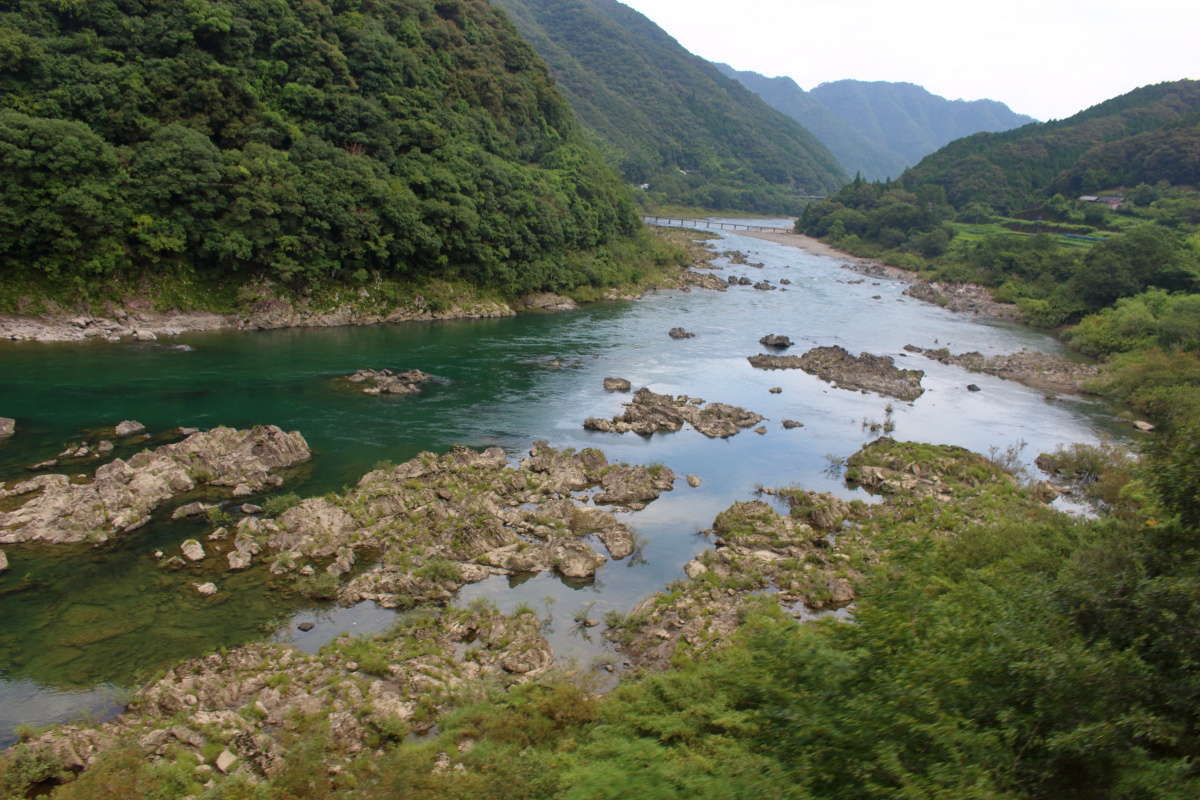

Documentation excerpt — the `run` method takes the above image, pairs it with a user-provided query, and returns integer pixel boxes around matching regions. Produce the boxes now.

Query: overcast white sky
[619,0,1200,121]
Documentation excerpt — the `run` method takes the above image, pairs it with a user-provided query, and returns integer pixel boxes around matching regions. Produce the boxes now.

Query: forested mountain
[716,65,1034,181]
[713,65,903,182]
[811,80,1034,170]
[491,0,846,213]
[902,79,1200,211]
[0,0,643,295]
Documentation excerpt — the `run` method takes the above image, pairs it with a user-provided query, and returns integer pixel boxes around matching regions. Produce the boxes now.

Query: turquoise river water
[0,222,1124,746]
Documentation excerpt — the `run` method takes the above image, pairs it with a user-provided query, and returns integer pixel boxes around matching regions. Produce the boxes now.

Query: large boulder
[0,417,14,437]
[114,420,146,437]
[758,334,793,349]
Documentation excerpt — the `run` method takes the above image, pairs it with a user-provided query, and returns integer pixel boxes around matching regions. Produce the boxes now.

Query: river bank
[0,230,720,345]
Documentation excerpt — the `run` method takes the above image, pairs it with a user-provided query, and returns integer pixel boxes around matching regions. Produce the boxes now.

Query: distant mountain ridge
[901,79,1200,211]
[492,0,846,213]
[715,66,1035,181]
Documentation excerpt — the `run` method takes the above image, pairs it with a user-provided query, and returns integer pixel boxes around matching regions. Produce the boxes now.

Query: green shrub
[262,493,303,518]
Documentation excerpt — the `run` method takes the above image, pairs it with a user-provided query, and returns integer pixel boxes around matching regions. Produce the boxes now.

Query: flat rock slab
[749,345,925,401]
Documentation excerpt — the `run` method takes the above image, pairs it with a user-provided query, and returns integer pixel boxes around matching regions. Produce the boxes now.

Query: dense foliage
[0,0,644,294]
[799,175,1200,328]
[900,79,1200,212]
[491,0,846,214]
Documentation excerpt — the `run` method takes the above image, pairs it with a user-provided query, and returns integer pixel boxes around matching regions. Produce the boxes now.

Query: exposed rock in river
[584,388,764,438]
[0,426,310,545]
[603,377,632,392]
[16,607,550,781]
[181,539,205,562]
[902,344,1101,395]
[680,270,728,291]
[216,443,671,608]
[758,334,793,349]
[114,420,146,438]
[668,327,695,339]
[0,549,7,572]
[749,345,925,401]
[845,437,1015,500]
[0,417,14,437]
[342,368,438,396]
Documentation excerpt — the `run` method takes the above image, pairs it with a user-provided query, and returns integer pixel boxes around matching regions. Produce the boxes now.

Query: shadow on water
[0,223,1127,744]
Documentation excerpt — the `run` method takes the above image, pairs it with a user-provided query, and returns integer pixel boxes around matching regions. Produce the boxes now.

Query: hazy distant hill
[715,66,1034,182]
[492,0,846,212]
[902,79,1200,211]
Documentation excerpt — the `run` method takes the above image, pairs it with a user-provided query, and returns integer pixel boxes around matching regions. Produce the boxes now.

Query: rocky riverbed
[205,442,675,609]
[15,605,551,781]
[606,437,1029,670]
[0,427,310,545]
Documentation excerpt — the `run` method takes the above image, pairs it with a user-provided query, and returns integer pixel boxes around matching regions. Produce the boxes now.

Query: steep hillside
[903,79,1200,211]
[492,0,846,213]
[0,0,643,296]
[1051,119,1200,195]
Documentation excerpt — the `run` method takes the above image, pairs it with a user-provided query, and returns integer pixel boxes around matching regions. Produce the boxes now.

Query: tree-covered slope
[903,79,1200,212]
[1051,119,1200,195]
[491,0,846,213]
[0,0,643,295]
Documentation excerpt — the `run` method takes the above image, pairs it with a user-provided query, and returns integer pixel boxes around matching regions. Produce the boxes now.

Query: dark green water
[0,225,1123,745]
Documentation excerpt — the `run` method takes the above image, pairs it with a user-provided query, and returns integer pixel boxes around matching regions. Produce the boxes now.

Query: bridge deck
[641,216,794,234]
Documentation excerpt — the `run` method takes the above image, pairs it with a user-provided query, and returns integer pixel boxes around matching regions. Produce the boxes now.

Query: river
[0,223,1122,746]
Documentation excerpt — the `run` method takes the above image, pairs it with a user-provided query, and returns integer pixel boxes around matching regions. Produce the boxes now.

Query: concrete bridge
[641,216,794,233]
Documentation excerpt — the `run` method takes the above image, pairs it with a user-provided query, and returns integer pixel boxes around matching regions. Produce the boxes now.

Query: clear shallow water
[0,225,1123,745]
